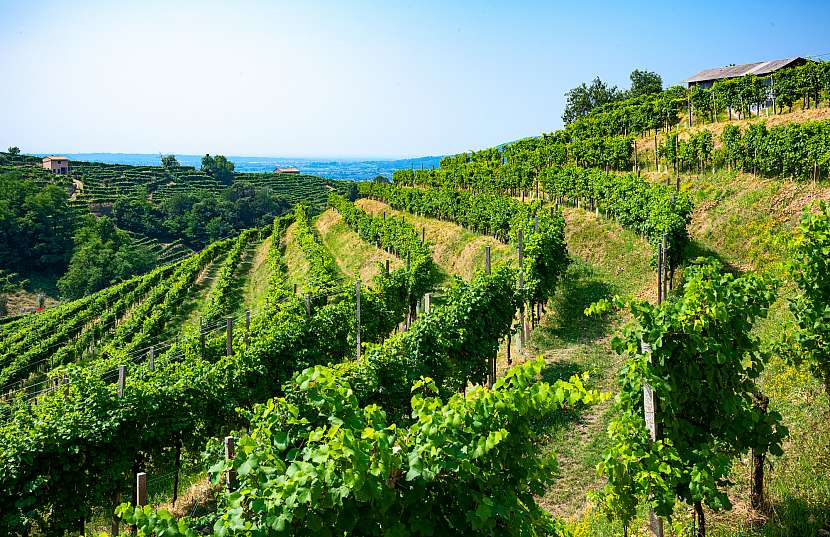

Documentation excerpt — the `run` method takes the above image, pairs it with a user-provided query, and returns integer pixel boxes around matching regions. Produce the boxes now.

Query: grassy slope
[355,174,830,535]
[529,208,654,519]
[355,198,514,281]
[551,170,830,535]
[315,208,403,282]
[238,235,272,314]
[283,222,313,293]
[679,170,830,537]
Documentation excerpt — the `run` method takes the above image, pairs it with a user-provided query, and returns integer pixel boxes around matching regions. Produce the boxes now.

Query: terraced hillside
[0,153,357,315]
[4,191,573,535]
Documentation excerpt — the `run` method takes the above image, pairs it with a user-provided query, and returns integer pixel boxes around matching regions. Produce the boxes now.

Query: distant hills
[30,153,445,181]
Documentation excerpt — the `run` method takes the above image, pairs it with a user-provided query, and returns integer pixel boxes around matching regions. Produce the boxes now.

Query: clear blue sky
[1,0,828,159]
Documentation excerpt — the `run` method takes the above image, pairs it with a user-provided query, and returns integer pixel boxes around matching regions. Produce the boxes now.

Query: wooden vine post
[355,279,361,363]
[657,242,663,304]
[148,346,154,371]
[751,393,770,509]
[136,472,147,508]
[641,250,667,537]
[226,317,234,356]
[117,365,125,398]
[481,245,496,385]
[641,340,664,537]
[662,233,671,300]
[245,310,251,348]
[224,436,236,493]
[518,229,526,351]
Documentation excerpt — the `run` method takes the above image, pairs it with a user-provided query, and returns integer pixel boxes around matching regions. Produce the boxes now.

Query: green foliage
[0,271,27,317]
[120,358,599,537]
[0,223,520,534]
[328,193,441,305]
[628,69,663,99]
[0,270,26,294]
[57,215,157,299]
[719,120,830,181]
[6,146,20,156]
[594,261,787,527]
[201,154,235,185]
[563,77,623,124]
[564,85,687,139]
[160,154,180,168]
[788,201,830,408]
[358,182,570,305]
[658,130,714,173]
[540,166,692,267]
[0,171,74,272]
[114,183,291,248]
[201,228,262,326]
[293,204,341,292]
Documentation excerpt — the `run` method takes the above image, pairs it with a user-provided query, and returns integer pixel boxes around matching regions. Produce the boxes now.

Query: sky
[1,0,829,159]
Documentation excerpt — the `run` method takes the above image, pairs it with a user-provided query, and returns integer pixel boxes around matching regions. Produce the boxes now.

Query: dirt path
[69,178,84,201]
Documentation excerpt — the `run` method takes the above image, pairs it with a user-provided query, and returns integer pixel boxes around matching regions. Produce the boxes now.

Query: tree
[628,69,663,98]
[0,171,74,272]
[6,147,20,156]
[57,215,156,299]
[201,153,235,185]
[160,154,179,168]
[562,77,621,124]
[200,153,215,172]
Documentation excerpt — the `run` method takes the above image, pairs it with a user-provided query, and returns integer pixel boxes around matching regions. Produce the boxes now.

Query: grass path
[162,256,224,336]
[356,198,513,280]
[282,222,312,293]
[240,235,273,313]
[522,208,654,519]
[315,208,402,282]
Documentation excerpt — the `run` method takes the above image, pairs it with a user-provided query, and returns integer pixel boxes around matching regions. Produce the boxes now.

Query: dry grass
[2,289,59,315]
[159,477,219,519]
[355,198,513,280]
[282,222,312,293]
[241,235,273,311]
[684,170,830,272]
[315,208,401,282]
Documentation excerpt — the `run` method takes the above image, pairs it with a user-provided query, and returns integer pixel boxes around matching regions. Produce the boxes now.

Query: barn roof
[682,57,805,83]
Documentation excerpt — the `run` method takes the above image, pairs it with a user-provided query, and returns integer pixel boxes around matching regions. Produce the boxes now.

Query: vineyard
[1,60,830,537]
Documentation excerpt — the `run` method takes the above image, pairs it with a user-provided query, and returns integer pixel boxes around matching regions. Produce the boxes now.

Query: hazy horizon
[2,0,829,158]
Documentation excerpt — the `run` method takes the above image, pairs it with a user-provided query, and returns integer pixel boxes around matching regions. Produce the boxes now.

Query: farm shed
[682,57,807,88]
